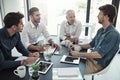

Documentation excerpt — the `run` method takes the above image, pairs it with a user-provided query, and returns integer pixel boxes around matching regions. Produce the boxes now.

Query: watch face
[23,60,27,65]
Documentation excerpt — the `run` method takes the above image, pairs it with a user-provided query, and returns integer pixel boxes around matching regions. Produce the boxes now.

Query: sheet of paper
[53,67,83,80]
[15,56,40,66]
[15,56,28,61]
[58,68,79,77]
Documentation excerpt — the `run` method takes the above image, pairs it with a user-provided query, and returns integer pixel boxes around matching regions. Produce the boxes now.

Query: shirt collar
[30,20,36,28]
[102,24,113,32]
[66,20,76,26]
[3,27,11,38]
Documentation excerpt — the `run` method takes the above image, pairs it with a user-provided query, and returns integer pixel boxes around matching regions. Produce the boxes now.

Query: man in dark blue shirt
[70,4,120,74]
[0,12,40,79]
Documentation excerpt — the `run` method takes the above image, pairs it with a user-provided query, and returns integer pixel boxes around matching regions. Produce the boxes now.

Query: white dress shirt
[21,21,51,48]
[60,20,82,40]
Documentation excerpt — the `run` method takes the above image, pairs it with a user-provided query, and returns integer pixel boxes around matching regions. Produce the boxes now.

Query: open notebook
[60,55,80,64]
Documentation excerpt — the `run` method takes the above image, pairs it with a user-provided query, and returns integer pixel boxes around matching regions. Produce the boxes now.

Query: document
[15,56,40,66]
[53,67,83,80]
[58,68,79,77]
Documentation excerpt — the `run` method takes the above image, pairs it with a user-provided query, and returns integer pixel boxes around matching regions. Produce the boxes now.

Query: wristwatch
[22,60,27,66]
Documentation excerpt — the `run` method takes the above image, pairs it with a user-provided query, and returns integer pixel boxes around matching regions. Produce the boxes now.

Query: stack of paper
[53,67,83,80]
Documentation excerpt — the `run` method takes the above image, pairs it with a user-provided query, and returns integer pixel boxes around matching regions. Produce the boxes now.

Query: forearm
[0,61,21,71]
[28,45,40,51]
[79,44,91,49]
[78,52,102,58]
[28,45,37,50]
[48,39,54,44]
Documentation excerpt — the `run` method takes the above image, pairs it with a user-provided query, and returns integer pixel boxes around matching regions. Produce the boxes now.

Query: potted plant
[31,64,40,80]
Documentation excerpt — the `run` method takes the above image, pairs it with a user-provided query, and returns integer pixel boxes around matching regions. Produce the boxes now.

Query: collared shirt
[0,27,29,71]
[21,21,51,49]
[90,24,120,68]
[60,20,82,40]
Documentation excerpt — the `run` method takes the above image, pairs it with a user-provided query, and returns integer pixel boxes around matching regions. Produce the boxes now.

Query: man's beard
[98,19,104,24]
[35,20,40,23]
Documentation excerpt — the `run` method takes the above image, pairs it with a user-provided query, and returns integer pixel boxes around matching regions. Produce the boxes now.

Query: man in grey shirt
[60,9,82,44]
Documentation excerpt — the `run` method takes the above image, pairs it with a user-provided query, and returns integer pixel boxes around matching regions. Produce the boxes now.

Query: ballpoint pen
[35,58,41,65]
[52,47,57,55]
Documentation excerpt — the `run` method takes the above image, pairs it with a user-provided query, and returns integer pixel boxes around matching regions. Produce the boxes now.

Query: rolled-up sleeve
[95,32,119,57]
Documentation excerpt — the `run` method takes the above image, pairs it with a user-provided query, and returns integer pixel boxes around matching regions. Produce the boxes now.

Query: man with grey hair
[60,9,82,44]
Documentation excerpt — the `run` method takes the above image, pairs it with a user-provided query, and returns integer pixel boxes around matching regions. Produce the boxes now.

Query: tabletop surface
[0,41,87,80]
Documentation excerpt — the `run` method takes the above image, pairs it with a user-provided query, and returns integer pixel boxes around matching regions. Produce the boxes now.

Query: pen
[52,47,57,55]
[35,58,41,65]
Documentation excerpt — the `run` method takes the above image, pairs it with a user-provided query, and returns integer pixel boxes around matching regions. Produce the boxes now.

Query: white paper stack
[53,67,83,80]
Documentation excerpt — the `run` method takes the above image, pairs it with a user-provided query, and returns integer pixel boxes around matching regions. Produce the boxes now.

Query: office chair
[85,48,120,80]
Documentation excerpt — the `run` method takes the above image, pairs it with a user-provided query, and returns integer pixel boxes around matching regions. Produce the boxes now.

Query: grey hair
[66,10,75,16]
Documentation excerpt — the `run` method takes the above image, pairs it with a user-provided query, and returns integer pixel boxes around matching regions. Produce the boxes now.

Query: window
[30,0,87,35]
[1,0,26,24]
[116,5,120,33]
[89,0,112,38]
[0,12,2,28]
[0,2,3,28]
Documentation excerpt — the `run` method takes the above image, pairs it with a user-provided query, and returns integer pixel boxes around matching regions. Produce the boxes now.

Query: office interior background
[0,0,119,39]
[0,0,120,80]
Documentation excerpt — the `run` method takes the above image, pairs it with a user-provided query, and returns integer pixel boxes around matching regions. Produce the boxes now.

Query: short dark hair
[29,7,39,16]
[99,4,117,23]
[4,12,24,28]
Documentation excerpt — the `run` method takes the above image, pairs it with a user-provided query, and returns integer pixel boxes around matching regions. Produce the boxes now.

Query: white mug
[74,45,81,52]
[14,66,26,78]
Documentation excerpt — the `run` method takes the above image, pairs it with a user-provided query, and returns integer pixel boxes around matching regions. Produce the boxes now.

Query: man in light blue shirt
[70,4,120,74]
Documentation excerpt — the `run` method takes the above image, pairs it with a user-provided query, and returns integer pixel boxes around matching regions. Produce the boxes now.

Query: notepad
[52,67,83,80]
[15,56,40,66]
[58,68,79,77]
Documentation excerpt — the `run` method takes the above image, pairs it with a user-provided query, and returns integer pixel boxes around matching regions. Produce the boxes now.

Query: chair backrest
[57,24,61,37]
[86,48,120,77]
[95,48,120,75]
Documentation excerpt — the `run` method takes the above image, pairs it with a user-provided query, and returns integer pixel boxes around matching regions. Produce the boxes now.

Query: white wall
[3,0,24,15]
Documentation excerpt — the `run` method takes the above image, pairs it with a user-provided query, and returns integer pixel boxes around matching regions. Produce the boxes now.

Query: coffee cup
[14,66,26,78]
[65,40,72,47]
[44,51,52,61]
[74,45,81,52]
[37,40,44,46]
